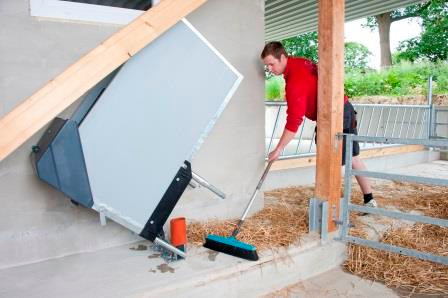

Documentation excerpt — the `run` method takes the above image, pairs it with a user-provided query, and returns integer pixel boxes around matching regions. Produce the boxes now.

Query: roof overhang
[265,0,425,41]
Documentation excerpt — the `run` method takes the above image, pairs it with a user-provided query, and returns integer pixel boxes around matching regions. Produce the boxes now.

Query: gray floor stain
[129,244,148,251]
[207,250,219,261]
[157,263,175,273]
[148,253,162,259]
[149,269,157,273]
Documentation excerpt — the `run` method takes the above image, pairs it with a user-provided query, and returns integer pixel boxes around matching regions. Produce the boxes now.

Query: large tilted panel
[78,20,242,232]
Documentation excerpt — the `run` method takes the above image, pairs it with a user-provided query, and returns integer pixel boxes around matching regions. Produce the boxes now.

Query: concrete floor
[0,234,346,298]
[264,268,398,298]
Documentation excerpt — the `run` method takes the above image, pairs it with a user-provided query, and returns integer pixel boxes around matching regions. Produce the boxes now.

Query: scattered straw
[345,224,448,295]
[187,186,313,251]
[344,180,448,295]
[187,178,448,295]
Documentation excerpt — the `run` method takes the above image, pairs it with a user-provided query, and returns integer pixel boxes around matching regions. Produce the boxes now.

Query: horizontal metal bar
[344,236,448,265]
[347,135,448,147]
[352,103,430,108]
[430,136,448,141]
[334,220,355,228]
[265,101,287,106]
[352,168,448,186]
[265,102,431,109]
[349,204,448,228]
[352,170,448,187]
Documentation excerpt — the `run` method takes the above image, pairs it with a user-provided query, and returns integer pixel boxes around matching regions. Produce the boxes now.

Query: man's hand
[268,128,296,162]
[268,148,281,162]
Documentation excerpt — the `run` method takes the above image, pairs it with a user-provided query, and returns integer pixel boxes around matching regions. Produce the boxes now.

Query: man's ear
[281,54,288,65]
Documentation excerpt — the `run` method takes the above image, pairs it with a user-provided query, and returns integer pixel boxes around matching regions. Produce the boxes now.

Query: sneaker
[361,199,377,216]
[364,199,378,208]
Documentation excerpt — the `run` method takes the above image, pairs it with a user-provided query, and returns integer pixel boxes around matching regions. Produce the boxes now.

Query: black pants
[315,102,360,166]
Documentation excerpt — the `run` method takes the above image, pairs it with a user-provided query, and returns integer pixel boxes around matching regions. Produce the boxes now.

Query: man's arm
[268,128,296,162]
[269,76,309,162]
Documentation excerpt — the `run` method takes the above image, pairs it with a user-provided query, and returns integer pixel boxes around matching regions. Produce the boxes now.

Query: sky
[344,17,422,69]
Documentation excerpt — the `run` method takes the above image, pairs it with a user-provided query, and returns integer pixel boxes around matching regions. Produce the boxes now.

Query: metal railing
[432,106,448,139]
[265,102,316,159]
[265,102,433,159]
[339,134,448,265]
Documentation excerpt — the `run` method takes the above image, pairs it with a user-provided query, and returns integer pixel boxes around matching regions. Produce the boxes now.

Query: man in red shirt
[261,42,376,208]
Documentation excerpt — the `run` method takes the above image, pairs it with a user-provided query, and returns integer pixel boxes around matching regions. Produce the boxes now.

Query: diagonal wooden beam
[0,0,207,162]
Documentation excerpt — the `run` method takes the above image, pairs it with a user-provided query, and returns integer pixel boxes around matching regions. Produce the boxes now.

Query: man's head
[261,42,288,76]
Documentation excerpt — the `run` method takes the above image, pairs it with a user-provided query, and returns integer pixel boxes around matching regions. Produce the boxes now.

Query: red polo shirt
[283,57,348,133]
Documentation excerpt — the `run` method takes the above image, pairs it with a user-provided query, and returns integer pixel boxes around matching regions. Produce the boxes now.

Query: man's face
[262,54,287,76]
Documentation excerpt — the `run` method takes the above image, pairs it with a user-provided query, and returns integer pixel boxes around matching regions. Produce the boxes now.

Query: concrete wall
[0,0,265,269]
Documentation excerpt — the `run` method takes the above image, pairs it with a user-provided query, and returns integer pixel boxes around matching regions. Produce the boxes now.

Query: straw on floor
[188,186,314,251]
[188,180,447,294]
[344,180,448,295]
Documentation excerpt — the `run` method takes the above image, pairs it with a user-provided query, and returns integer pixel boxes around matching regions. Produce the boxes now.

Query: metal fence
[432,106,448,139]
[338,134,448,265]
[265,102,436,159]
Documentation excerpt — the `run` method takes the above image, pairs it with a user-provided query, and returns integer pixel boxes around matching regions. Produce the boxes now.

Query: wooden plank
[359,144,425,159]
[315,0,345,232]
[271,156,317,171]
[270,145,426,171]
[0,0,207,162]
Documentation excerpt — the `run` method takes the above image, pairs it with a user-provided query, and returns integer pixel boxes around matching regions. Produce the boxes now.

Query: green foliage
[344,42,372,72]
[282,32,319,63]
[266,62,448,100]
[344,61,448,97]
[282,34,371,72]
[364,0,448,63]
[396,0,448,62]
[265,76,285,101]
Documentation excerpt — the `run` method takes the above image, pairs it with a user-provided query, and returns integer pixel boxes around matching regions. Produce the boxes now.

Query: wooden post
[0,0,207,162]
[315,0,345,232]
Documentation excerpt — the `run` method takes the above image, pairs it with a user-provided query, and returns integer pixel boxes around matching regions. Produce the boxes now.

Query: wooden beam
[0,0,207,162]
[270,145,426,171]
[315,0,345,232]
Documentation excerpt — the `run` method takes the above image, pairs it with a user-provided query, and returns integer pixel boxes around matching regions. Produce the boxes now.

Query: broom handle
[232,161,273,237]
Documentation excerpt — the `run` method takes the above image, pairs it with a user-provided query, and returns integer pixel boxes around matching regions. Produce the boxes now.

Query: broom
[203,161,273,261]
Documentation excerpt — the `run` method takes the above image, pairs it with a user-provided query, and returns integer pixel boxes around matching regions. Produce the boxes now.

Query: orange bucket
[170,217,187,247]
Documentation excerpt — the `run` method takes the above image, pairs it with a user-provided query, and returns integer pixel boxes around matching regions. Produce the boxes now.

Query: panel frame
[181,19,244,159]
[79,18,243,234]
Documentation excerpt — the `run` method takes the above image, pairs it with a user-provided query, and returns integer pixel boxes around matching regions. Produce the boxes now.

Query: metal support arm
[191,171,226,199]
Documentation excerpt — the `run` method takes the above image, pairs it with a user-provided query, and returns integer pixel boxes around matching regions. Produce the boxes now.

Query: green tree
[344,42,371,72]
[281,34,371,72]
[364,0,434,68]
[282,31,319,63]
[396,0,448,62]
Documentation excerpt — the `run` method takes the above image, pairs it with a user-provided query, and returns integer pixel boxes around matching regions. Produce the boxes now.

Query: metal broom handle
[232,161,273,237]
